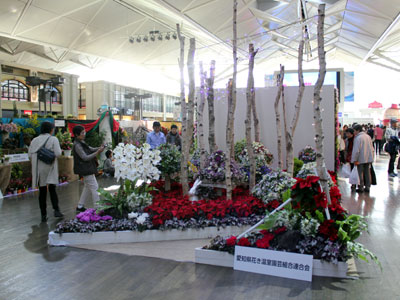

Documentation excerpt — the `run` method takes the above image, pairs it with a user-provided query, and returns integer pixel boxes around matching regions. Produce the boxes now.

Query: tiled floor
[0,156,398,300]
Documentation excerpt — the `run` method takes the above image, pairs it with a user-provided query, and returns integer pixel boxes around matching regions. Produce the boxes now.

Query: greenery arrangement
[156,143,181,175]
[85,130,106,148]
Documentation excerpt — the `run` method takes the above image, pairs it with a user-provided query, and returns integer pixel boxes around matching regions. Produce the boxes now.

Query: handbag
[349,167,360,185]
[37,136,56,164]
[341,163,351,178]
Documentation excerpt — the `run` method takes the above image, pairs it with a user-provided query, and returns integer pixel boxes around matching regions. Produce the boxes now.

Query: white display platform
[195,248,349,278]
[48,225,250,246]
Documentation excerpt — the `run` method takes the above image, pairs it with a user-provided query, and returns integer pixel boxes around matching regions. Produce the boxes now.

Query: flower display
[199,150,244,183]
[0,123,18,133]
[252,170,296,204]
[113,143,161,182]
[76,209,112,223]
[298,145,317,163]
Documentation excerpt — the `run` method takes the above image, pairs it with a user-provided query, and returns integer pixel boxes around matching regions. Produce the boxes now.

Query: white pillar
[163,94,167,121]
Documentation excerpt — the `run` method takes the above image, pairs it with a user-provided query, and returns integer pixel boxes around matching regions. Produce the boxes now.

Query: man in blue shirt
[146,121,166,149]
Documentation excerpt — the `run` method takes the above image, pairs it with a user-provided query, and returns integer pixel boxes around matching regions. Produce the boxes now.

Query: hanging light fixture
[129,37,134,44]
[165,33,170,40]
[172,32,177,40]
[143,35,148,42]
[158,33,163,41]
[136,36,141,43]
[150,33,155,41]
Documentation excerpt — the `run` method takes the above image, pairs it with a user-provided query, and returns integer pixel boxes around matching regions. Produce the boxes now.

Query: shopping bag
[370,164,377,185]
[349,167,360,185]
[341,163,351,178]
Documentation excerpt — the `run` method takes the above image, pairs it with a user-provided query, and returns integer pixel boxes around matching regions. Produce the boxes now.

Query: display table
[0,164,12,194]
[58,156,78,182]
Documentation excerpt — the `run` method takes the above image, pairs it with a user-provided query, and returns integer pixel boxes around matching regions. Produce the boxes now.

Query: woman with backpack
[28,121,63,222]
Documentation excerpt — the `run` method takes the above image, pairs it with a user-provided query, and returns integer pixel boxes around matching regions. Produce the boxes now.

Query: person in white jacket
[351,124,375,193]
[28,121,63,222]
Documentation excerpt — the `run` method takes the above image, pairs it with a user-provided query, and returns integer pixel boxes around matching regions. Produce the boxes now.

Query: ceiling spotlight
[143,35,148,42]
[150,34,155,42]
[136,36,141,43]
[158,33,163,41]
[172,32,177,40]
[129,37,134,44]
[165,33,170,40]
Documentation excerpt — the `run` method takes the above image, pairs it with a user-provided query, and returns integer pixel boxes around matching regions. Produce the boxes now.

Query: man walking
[351,124,375,193]
[374,125,383,154]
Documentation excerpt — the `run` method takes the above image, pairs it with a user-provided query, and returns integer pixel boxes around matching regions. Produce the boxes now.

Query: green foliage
[28,114,41,129]
[11,164,23,179]
[23,128,36,137]
[85,130,106,148]
[234,139,247,161]
[293,157,304,177]
[96,178,155,217]
[347,241,382,270]
[157,143,181,175]
[335,214,368,243]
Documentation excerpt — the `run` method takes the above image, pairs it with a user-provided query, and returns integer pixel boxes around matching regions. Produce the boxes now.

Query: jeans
[357,163,371,189]
[39,184,59,217]
[374,140,382,154]
[388,153,397,174]
[79,174,99,206]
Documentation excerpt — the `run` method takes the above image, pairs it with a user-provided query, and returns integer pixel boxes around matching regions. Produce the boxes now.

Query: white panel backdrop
[200,85,336,171]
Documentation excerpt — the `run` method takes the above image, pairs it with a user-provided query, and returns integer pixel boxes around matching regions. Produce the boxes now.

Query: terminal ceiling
[0,0,400,86]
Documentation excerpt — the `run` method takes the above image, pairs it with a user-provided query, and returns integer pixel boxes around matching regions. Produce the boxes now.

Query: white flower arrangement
[252,170,296,204]
[296,162,334,187]
[128,212,149,225]
[300,217,320,237]
[274,210,300,230]
[113,143,161,182]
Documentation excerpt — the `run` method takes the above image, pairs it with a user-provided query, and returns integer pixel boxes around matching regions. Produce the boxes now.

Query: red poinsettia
[238,237,251,246]
[318,219,338,241]
[256,232,275,249]
[274,226,287,235]
[329,197,346,215]
[292,176,320,190]
[226,236,237,247]
[314,192,328,208]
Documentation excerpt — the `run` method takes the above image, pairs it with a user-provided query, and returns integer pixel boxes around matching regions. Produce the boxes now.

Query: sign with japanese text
[234,246,313,282]
[55,120,65,127]
[5,153,30,163]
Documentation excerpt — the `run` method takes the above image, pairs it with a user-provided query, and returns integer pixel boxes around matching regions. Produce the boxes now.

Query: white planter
[48,225,251,246]
[63,150,72,156]
[194,248,349,278]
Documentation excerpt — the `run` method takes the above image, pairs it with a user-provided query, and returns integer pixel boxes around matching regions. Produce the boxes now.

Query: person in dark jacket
[72,125,105,212]
[103,150,115,177]
[166,124,181,150]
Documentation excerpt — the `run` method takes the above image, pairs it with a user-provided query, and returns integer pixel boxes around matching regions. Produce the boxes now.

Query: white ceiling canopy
[0,0,399,89]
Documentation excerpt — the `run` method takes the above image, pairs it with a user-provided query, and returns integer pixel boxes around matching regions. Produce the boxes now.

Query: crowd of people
[338,119,400,194]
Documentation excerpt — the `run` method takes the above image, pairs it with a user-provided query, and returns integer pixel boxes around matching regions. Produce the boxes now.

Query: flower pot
[64,150,72,156]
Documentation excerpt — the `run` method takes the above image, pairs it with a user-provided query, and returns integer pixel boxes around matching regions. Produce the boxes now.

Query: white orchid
[114,143,161,182]
[128,212,139,219]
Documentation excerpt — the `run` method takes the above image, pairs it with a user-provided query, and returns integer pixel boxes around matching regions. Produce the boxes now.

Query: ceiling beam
[361,12,400,64]
[373,51,400,69]
[16,0,103,36]
[351,0,394,21]
[345,9,392,22]
[367,58,400,72]
[181,0,199,13]
[11,0,33,36]
[213,0,256,33]
[183,0,220,13]
[341,28,378,39]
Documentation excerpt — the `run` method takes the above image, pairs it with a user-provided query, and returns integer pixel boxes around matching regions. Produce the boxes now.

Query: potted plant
[57,131,73,156]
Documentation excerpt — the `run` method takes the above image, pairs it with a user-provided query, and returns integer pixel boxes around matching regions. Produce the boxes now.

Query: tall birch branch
[177,24,189,195]
[274,65,285,169]
[313,4,332,217]
[225,0,238,200]
[198,61,207,169]
[245,43,258,190]
[206,60,216,154]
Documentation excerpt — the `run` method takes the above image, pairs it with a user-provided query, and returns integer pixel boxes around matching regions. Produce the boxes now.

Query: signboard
[23,110,32,115]
[55,120,65,127]
[234,246,313,282]
[5,153,30,163]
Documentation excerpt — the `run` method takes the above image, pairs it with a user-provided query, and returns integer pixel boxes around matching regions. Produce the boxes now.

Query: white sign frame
[5,153,30,163]
[55,120,65,127]
[234,246,313,282]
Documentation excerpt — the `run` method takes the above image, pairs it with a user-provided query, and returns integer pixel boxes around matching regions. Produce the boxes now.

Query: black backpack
[37,136,56,164]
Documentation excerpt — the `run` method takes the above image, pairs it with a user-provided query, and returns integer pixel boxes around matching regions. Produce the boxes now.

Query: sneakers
[364,188,370,193]
[351,185,356,190]
[41,215,48,223]
[389,173,397,177]
[54,210,64,218]
[76,206,87,213]
[356,188,364,193]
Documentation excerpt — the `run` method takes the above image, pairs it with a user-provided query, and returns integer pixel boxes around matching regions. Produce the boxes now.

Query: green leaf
[315,210,325,223]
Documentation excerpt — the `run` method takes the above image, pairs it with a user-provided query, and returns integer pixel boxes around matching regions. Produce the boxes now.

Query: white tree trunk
[274,65,285,169]
[245,43,258,190]
[282,81,288,170]
[225,0,238,200]
[206,60,216,154]
[313,4,332,216]
[177,24,189,195]
[198,61,207,169]
[186,38,196,194]
[285,40,305,176]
